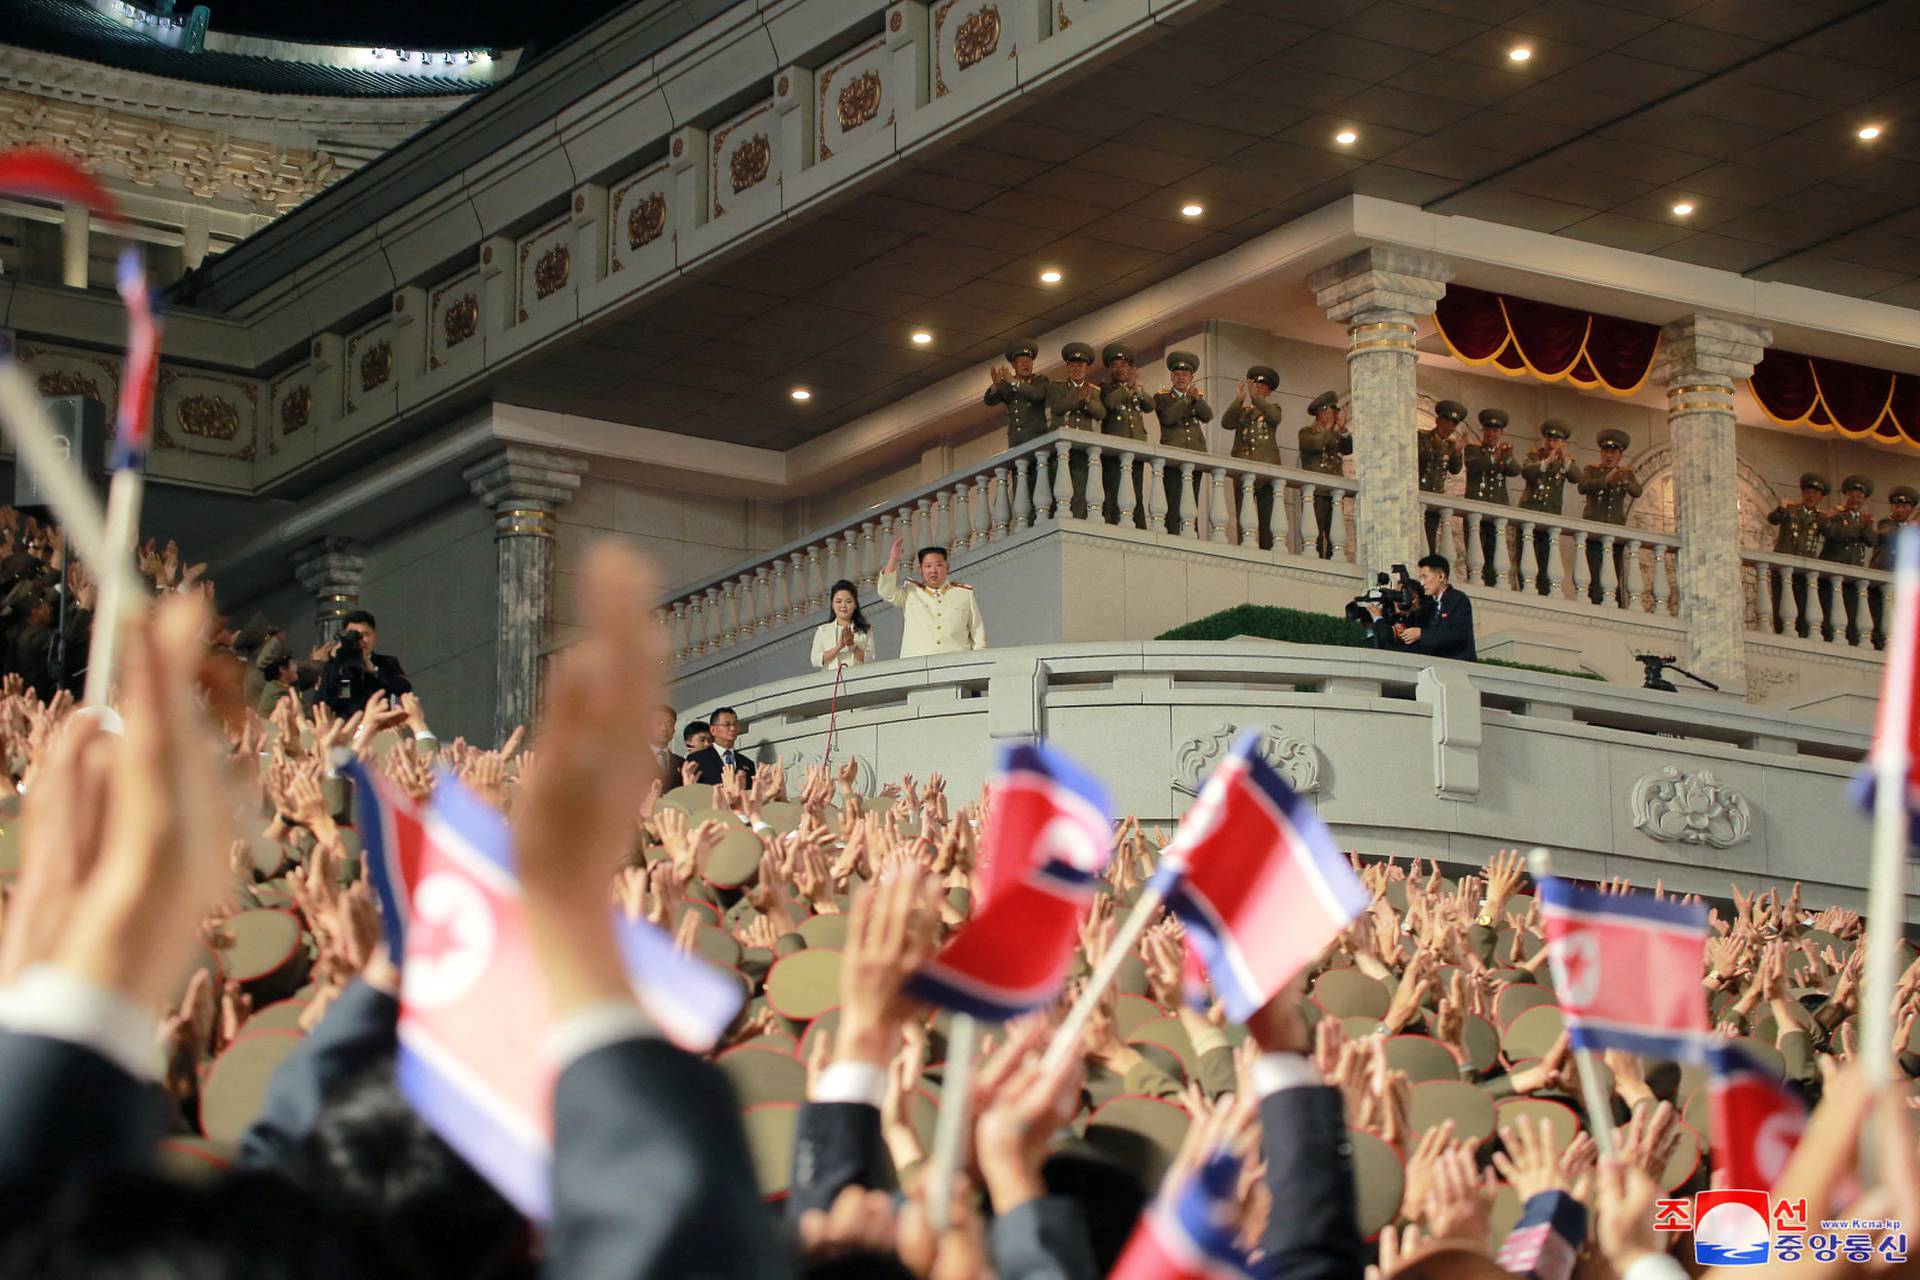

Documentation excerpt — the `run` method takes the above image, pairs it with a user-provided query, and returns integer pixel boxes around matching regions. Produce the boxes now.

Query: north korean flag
[906,744,1111,1020]
[1538,876,1711,1061]
[1706,1040,1807,1191]
[1151,730,1370,1023]
[1110,1151,1262,1280]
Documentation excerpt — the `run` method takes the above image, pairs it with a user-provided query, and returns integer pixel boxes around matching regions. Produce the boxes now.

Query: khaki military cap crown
[1891,486,1919,505]
[1102,343,1136,366]
[1005,338,1040,361]
[1843,473,1874,496]
[1308,391,1341,415]
[1800,472,1831,494]
[1166,349,1200,373]
[1435,400,1468,424]
[1596,428,1630,451]
[1478,408,1509,430]
[1062,341,1096,364]
[1246,364,1280,390]
[1540,420,1571,440]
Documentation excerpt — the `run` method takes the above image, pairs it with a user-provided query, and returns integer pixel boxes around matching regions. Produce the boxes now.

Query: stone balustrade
[1420,494,1683,618]
[1743,549,1890,651]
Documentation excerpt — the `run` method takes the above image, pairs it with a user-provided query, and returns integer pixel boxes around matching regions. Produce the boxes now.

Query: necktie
[724,750,736,769]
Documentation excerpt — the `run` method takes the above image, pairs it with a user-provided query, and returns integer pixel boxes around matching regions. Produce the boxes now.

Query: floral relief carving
[36,370,102,403]
[728,134,771,194]
[534,245,570,300]
[837,71,884,133]
[359,340,392,394]
[176,394,240,441]
[955,5,1002,69]
[1173,723,1322,797]
[279,385,311,432]
[443,294,478,349]
[889,9,903,31]
[1057,1,1070,29]
[1629,765,1751,848]
[625,193,666,251]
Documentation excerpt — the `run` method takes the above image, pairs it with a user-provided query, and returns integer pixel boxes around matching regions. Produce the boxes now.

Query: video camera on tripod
[1347,563,1419,641]
[1635,653,1721,694]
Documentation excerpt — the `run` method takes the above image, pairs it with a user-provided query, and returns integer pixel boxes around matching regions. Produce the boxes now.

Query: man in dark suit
[649,705,686,791]
[1396,553,1476,662]
[320,609,413,718]
[689,706,755,784]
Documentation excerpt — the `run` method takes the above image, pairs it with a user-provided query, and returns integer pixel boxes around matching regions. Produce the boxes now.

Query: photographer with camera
[1354,554,1476,661]
[319,609,412,718]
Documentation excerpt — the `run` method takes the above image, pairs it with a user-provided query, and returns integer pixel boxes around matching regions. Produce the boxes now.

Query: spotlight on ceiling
[1858,124,1883,141]
[1508,46,1532,62]
[1671,202,1694,217]
[1039,268,1063,284]
[1180,202,1204,217]
[1334,129,1358,145]
[790,388,812,402]
[911,330,933,345]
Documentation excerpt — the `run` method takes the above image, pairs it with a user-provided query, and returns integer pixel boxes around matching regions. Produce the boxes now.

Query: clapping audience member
[690,705,755,784]
[812,579,875,671]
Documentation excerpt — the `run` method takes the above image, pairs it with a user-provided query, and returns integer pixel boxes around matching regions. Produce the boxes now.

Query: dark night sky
[184,0,635,51]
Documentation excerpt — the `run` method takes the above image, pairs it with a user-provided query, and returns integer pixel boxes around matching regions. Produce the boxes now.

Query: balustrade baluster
[1274,480,1293,554]
[1086,449,1105,525]
[1570,530,1589,602]
[1147,458,1168,532]
[1330,488,1349,563]
[912,499,931,551]
[1207,467,1230,543]
[1012,458,1033,530]
[823,537,843,597]
[857,522,877,584]
[1051,440,1074,521]
[751,568,771,631]
[1540,526,1561,598]
[1117,452,1138,528]
[1751,558,1769,631]
[950,483,972,550]
[1463,513,1482,583]
[1817,571,1836,642]
[770,560,791,624]
[669,601,688,661]
[716,583,737,646]
[1490,516,1513,591]
[966,478,987,548]
[787,552,808,616]
[1516,520,1536,592]
[1778,565,1799,635]
[991,467,1012,538]
[1597,535,1618,604]
[1179,464,1199,538]
[1620,540,1643,611]
[1238,474,1257,548]
[1437,507,1457,568]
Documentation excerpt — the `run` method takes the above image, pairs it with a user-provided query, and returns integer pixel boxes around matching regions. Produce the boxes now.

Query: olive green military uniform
[1155,350,1212,533]
[1045,342,1106,519]
[1768,472,1828,636]
[1464,409,1519,584]
[983,339,1050,447]
[1817,474,1877,645]
[1577,428,1642,604]
[1100,343,1153,528]
[1298,390,1352,559]
[1421,400,1467,553]
[1519,420,1575,595]
[1869,484,1917,648]
[1225,365,1283,549]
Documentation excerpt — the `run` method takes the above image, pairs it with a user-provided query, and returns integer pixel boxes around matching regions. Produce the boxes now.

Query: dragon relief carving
[176,394,239,441]
[1629,765,1752,848]
[625,193,666,251]
[1173,724,1322,797]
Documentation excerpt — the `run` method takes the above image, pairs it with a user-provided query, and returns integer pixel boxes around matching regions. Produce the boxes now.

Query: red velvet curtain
[1748,348,1920,446]
[1434,285,1659,395]
[1433,287,1508,361]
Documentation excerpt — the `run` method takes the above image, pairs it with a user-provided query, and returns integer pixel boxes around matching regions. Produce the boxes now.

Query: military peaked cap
[1479,408,1509,430]
[1540,420,1571,440]
[1308,391,1341,415]
[1102,343,1136,366]
[1799,472,1831,494]
[1435,400,1467,424]
[1166,350,1199,373]
[1061,341,1096,364]
[1596,428,1630,451]
[1842,473,1874,496]
[1004,338,1040,361]
[1247,365,1279,390]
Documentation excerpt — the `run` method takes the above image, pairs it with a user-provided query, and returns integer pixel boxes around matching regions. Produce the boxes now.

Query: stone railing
[660,430,1363,663]
[1742,549,1889,650]
[1420,494,1684,618]
[687,641,1893,915]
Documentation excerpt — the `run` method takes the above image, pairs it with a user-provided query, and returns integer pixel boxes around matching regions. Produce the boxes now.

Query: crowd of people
[1768,473,1917,647]
[0,536,1912,1279]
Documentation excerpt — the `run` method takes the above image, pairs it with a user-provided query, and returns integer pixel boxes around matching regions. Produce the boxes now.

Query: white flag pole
[924,1011,977,1234]
[1527,847,1618,1157]
[1039,882,1165,1077]
[1860,526,1919,1091]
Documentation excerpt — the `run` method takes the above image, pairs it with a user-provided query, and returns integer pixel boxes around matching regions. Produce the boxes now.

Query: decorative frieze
[1173,723,1324,796]
[710,99,779,220]
[934,0,1010,96]
[344,319,395,414]
[154,368,258,460]
[817,36,892,161]
[609,161,671,274]
[1629,764,1752,848]
[515,213,573,323]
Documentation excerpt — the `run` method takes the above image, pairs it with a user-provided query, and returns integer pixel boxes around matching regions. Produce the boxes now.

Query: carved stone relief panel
[17,345,119,416]
[710,99,780,220]
[154,369,259,460]
[267,362,312,456]
[1172,722,1324,797]
[428,269,481,370]
[515,214,573,324]
[816,36,891,161]
[343,318,394,416]
[933,0,1009,97]
[1629,764,1752,848]
[608,161,671,275]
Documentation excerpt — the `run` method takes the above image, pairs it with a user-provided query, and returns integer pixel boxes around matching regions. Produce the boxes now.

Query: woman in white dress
[811,578,876,669]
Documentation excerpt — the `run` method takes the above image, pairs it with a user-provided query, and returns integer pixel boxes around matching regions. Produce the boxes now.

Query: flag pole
[1039,883,1165,1077]
[925,1011,977,1234]
[81,468,143,706]
[1860,527,1919,1096]
[1527,847,1617,1157]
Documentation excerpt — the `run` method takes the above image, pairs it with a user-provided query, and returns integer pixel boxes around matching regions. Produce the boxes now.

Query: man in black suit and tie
[1394,553,1477,662]
[689,706,755,784]
[650,705,686,791]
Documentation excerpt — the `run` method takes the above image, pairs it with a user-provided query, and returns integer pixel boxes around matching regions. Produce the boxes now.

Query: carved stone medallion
[955,4,1002,68]
[280,385,311,432]
[443,294,478,349]
[837,71,883,132]
[626,193,666,251]
[728,134,772,194]
[176,394,239,440]
[359,340,393,393]
[1173,723,1323,797]
[534,245,571,300]
[1629,765,1751,848]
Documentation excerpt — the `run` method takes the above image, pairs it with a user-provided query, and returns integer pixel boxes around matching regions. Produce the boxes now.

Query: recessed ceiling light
[1180,202,1204,217]
[910,330,933,345]
[1671,202,1694,217]
[1858,124,1882,141]
[1039,268,1063,284]
[1334,129,1358,145]
[790,388,812,401]
[1508,46,1532,61]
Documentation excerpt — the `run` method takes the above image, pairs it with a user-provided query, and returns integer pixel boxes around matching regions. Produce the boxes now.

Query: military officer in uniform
[1100,343,1153,528]
[1155,350,1212,532]
[1420,400,1466,553]
[1046,342,1106,519]
[984,338,1050,450]
[1225,365,1283,549]
[1518,420,1576,594]
[1298,391,1352,559]
[1767,473,1828,636]
[1869,485,1916,648]
[1464,409,1519,584]
[877,537,987,658]
[1576,428,1641,604]
[1816,474,1877,645]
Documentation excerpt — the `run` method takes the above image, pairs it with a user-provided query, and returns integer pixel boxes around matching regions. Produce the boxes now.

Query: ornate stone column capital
[1650,315,1771,393]
[1308,247,1454,328]
[293,536,367,636]
[462,446,586,538]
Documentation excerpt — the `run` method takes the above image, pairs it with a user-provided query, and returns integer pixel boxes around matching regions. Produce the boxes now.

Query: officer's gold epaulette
[949,581,972,590]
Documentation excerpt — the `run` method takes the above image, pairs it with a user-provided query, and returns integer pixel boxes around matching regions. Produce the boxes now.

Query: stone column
[463,446,586,745]
[1309,248,1453,575]
[1651,315,1770,694]
[182,206,211,271]
[60,202,89,288]
[293,537,366,641]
